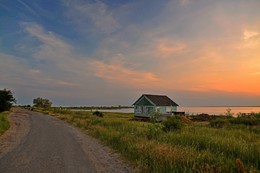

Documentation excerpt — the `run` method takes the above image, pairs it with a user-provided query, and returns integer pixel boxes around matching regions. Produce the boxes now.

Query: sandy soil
[0,108,31,159]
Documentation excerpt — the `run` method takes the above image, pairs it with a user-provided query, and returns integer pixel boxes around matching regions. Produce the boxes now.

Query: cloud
[0,53,77,88]
[90,58,160,89]
[21,22,95,78]
[154,39,186,58]
[243,30,259,40]
[179,0,190,6]
[17,0,39,17]
[22,22,72,61]
[241,29,260,49]
[64,0,120,34]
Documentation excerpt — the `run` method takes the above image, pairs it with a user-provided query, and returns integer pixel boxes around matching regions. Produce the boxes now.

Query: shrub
[225,108,234,117]
[33,97,52,108]
[146,123,162,139]
[0,89,16,112]
[93,111,103,117]
[89,116,104,125]
[150,111,160,123]
[229,115,260,126]
[162,116,183,132]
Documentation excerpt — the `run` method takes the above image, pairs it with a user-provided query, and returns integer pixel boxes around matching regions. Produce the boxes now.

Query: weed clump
[0,111,10,135]
[163,116,183,132]
[146,123,162,140]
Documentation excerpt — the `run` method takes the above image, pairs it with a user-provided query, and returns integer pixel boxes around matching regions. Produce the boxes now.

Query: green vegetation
[35,107,260,172]
[33,97,52,108]
[162,116,183,132]
[0,88,16,112]
[0,111,10,135]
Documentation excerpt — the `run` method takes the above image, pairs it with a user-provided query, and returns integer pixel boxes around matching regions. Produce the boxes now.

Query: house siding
[135,105,155,117]
[156,106,177,114]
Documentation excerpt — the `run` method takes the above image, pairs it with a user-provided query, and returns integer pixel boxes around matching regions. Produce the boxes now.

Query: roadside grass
[35,107,260,172]
[0,111,10,135]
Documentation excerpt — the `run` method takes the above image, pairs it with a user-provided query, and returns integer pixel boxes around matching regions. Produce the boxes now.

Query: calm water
[178,106,260,115]
[75,107,260,115]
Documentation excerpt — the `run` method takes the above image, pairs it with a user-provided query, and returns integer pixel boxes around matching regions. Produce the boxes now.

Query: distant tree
[0,89,16,112]
[33,97,52,108]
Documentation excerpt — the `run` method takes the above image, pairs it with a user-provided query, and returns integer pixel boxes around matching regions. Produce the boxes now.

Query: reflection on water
[73,107,260,115]
[179,107,260,115]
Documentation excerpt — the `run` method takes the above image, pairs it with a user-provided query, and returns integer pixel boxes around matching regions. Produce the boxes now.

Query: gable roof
[133,94,178,106]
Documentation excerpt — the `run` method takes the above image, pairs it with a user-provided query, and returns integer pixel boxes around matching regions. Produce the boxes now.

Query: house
[133,94,179,118]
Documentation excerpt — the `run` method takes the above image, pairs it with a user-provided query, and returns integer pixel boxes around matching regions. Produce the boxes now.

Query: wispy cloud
[90,58,160,89]
[154,39,186,59]
[22,22,72,61]
[241,29,260,49]
[243,30,259,40]
[17,0,39,17]
[64,0,120,34]
[0,53,76,89]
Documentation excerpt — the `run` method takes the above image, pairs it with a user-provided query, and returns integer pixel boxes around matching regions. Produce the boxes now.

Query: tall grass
[0,111,10,135]
[39,108,260,172]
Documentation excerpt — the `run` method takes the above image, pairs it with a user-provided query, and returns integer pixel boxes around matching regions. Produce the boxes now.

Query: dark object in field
[93,111,103,117]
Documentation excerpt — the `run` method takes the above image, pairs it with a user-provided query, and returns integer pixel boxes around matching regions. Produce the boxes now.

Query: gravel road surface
[0,109,132,173]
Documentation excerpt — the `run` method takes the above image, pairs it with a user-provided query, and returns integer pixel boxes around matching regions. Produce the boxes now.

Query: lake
[75,106,260,115]
[178,106,260,115]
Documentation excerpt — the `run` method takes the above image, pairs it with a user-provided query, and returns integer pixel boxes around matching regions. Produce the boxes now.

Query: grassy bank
[0,111,10,135]
[35,108,260,172]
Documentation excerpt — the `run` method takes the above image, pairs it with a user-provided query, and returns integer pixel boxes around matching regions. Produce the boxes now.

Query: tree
[0,89,16,112]
[33,97,52,108]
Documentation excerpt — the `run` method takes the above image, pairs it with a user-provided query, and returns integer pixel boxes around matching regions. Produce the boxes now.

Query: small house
[133,94,179,118]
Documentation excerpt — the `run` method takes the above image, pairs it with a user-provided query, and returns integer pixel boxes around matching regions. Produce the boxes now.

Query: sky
[0,0,260,106]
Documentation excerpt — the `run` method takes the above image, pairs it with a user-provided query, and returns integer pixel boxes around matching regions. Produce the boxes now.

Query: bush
[0,89,16,112]
[93,111,103,117]
[150,111,160,123]
[229,115,260,126]
[33,97,52,108]
[210,119,227,128]
[162,116,183,132]
[146,123,162,139]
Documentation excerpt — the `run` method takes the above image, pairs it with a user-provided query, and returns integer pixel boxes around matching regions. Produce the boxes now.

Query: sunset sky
[1,0,260,106]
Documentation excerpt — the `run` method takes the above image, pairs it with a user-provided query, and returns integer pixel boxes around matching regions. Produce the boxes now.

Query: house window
[166,106,172,113]
[135,106,142,113]
[146,107,154,114]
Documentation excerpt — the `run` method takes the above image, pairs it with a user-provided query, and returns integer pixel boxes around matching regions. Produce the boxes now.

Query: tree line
[0,88,52,112]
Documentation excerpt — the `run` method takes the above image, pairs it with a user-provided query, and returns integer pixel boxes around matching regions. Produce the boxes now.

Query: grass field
[0,111,10,135]
[35,108,260,173]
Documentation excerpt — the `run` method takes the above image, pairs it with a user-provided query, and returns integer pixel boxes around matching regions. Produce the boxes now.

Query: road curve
[0,109,132,173]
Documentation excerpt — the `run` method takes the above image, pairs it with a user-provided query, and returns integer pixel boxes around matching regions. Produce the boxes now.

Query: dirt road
[0,109,132,173]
